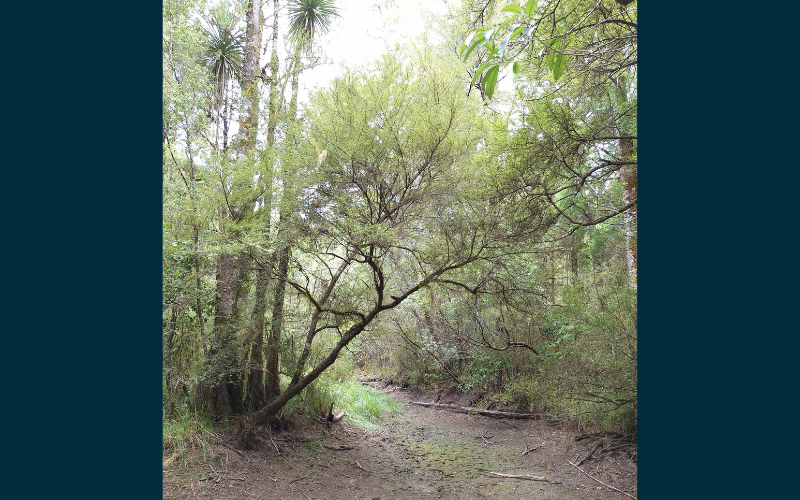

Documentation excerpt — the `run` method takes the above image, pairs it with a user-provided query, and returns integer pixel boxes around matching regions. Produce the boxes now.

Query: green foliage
[200,14,244,106]
[460,0,637,96]
[287,0,341,52]
[330,380,402,429]
[281,377,401,430]
[162,1,636,435]
[459,350,512,392]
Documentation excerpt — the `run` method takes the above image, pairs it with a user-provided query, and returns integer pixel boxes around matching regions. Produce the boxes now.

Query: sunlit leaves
[483,65,500,98]
[525,0,537,17]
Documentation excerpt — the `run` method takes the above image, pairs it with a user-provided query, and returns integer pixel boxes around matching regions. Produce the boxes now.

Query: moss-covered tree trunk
[243,0,281,412]
[244,258,274,412]
[195,253,244,418]
[266,245,289,399]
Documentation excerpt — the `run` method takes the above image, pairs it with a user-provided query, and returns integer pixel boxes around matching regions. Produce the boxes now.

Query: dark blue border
[641,2,794,498]
[8,4,162,497]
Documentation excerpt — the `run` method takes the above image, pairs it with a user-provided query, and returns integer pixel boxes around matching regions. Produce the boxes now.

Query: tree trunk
[254,313,377,425]
[243,0,281,412]
[266,0,280,148]
[619,138,637,289]
[195,253,244,419]
[263,37,300,401]
[614,76,637,290]
[266,245,289,399]
[236,0,261,155]
[193,226,207,357]
[244,266,268,412]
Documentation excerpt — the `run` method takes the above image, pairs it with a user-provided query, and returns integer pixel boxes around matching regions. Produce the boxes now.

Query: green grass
[330,380,403,429]
[162,411,215,468]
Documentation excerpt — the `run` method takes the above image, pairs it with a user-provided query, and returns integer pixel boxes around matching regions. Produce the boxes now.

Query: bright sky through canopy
[298,0,453,103]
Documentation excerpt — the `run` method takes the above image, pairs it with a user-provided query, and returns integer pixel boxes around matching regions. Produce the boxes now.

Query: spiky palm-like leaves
[201,19,244,110]
[287,0,340,53]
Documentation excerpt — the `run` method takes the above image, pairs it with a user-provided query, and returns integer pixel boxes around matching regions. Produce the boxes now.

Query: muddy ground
[163,386,637,499]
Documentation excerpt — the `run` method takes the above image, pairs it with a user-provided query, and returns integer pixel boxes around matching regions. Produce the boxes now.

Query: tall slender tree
[195,0,265,420]
[264,0,341,402]
[245,0,283,413]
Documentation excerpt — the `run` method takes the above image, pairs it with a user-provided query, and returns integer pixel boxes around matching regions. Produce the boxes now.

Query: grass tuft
[162,411,215,468]
[331,380,402,429]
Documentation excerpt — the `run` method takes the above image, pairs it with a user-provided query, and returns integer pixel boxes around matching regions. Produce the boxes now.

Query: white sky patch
[298,0,452,103]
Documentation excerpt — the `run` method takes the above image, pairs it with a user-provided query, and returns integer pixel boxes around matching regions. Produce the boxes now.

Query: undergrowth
[162,411,215,468]
[331,380,402,429]
[281,377,402,430]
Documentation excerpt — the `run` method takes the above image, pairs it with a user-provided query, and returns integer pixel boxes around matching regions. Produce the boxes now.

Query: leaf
[509,26,525,41]
[513,61,520,75]
[501,5,522,15]
[462,32,476,54]
[498,16,516,31]
[498,39,508,58]
[525,0,537,17]
[546,38,560,71]
[552,53,566,80]
[483,65,500,98]
[461,34,486,61]
[470,60,492,88]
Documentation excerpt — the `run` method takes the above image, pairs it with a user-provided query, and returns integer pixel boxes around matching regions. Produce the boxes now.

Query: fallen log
[409,401,543,420]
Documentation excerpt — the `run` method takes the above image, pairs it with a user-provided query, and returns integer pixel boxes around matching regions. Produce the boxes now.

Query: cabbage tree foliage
[249,49,535,423]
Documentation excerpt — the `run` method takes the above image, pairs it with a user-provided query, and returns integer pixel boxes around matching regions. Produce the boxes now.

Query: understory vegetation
[163,0,637,454]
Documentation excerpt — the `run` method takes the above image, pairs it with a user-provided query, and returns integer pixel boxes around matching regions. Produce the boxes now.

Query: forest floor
[163,385,637,499]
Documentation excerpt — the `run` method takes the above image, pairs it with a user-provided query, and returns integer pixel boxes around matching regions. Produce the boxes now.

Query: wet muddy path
[163,388,637,499]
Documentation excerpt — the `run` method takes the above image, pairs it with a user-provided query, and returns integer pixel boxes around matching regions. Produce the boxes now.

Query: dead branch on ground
[475,430,494,444]
[483,471,561,483]
[218,440,245,457]
[523,440,547,455]
[410,401,543,419]
[576,439,603,466]
[568,460,636,499]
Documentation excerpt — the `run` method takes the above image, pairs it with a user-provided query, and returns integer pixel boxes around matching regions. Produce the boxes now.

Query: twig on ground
[475,430,495,444]
[354,460,367,471]
[216,439,245,457]
[268,428,281,455]
[483,471,561,483]
[523,440,547,455]
[568,460,636,499]
[301,492,312,500]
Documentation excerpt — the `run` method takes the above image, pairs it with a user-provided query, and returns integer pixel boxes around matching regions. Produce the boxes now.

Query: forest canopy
[163,0,637,435]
